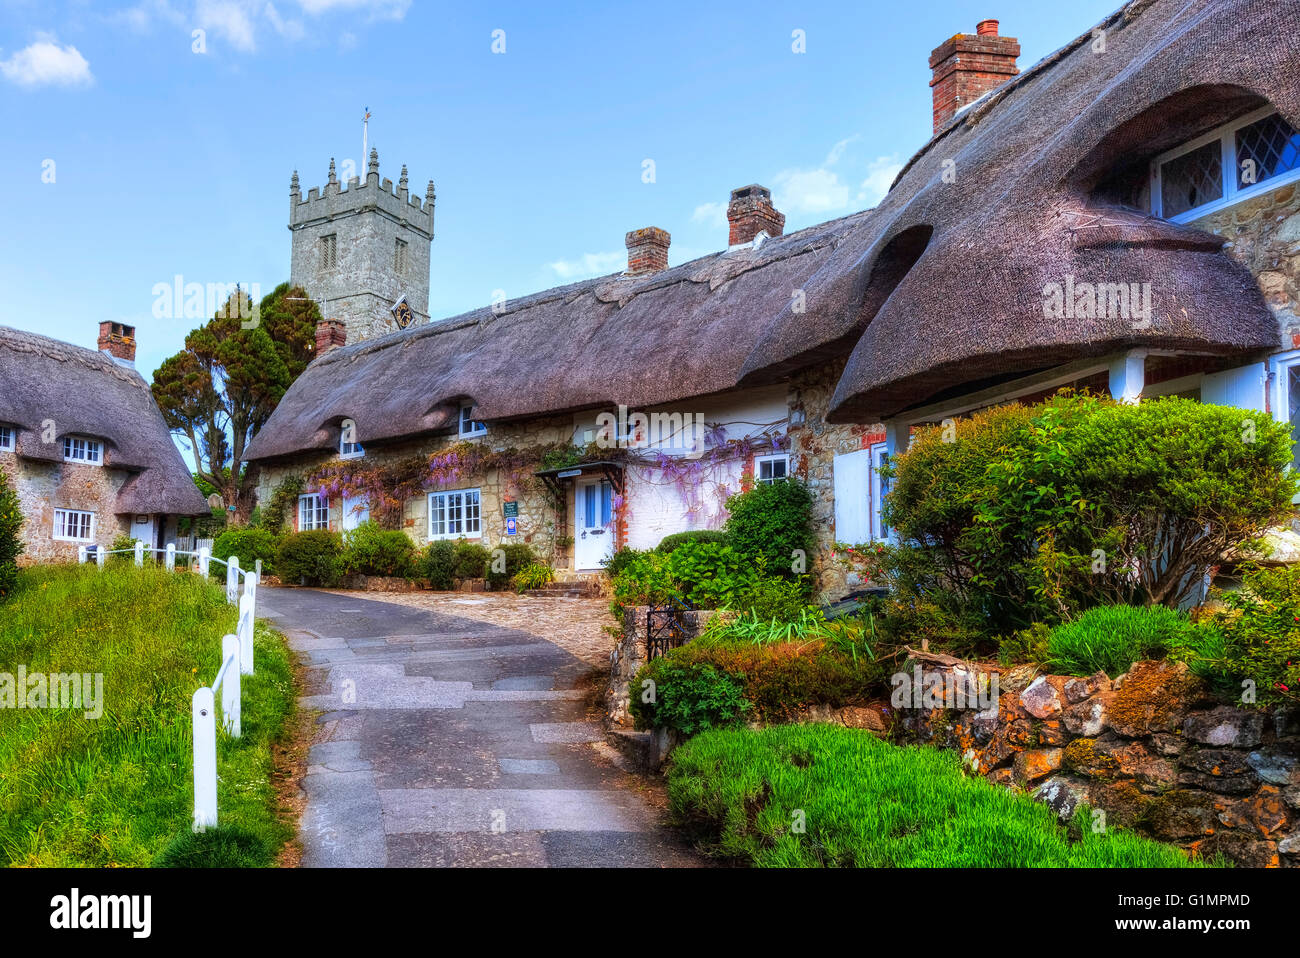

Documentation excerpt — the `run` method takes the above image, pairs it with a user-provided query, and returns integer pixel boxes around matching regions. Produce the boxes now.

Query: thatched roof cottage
[245,0,1300,597]
[0,323,209,563]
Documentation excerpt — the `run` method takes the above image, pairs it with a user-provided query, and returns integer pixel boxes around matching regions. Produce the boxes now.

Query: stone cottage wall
[607,604,722,726]
[787,360,886,601]
[893,656,1300,868]
[254,415,576,566]
[5,456,132,563]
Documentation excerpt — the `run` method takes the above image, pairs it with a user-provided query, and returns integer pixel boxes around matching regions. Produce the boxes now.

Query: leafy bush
[0,465,21,599]
[1191,563,1300,705]
[257,475,304,534]
[341,521,416,577]
[421,540,456,590]
[106,533,140,564]
[631,630,888,733]
[610,539,756,617]
[1044,604,1200,677]
[452,540,492,580]
[657,529,730,554]
[276,530,343,586]
[629,659,750,736]
[724,478,816,583]
[487,542,536,589]
[880,392,1298,637]
[513,562,555,592]
[666,725,1204,867]
[736,574,815,622]
[603,546,651,579]
[213,526,279,577]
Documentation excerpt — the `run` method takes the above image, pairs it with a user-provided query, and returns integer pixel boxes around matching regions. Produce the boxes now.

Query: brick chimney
[727,185,785,246]
[314,319,347,357]
[97,321,136,365]
[929,19,1020,133]
[625,227,671,275]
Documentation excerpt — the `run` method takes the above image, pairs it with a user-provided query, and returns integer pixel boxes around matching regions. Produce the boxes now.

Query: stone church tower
[289,150,434,342]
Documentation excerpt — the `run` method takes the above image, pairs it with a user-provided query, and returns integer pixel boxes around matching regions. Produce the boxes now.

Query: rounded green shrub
[451,540,492,579]
[341,521,416,577]
[213,526,279,577]
[487,542,537,589]
[276,530,343,587]
[724,478,815,584]
[421,540,456,590]
[656,529,729,554]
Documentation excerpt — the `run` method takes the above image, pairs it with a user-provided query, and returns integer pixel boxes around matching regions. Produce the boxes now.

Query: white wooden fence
[82,541,259,831]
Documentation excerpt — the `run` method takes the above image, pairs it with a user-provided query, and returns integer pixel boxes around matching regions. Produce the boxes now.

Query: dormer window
[63,436,102,465]
[459,406,486,438]
[1152,107,1300,223]
[340,431,364,459]
[0,424,13,452]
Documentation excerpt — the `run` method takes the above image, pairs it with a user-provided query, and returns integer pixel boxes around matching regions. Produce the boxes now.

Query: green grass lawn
[667,724,1209,868]
[0,563,296,867]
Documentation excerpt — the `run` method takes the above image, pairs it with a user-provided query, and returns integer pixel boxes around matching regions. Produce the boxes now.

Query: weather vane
[362,107,373,162]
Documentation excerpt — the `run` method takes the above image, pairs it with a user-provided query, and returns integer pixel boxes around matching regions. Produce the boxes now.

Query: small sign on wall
[505,516,518,536]
[502,501,519,518]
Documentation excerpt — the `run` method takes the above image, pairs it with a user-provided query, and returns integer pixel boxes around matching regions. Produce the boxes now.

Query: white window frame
[339,434,364,459]
[298,492,329,531]
[458,406,486,438]
[0,424,12,451]
[755,453,789,484]
[62,436,102,465]
[427,488,482,540]
[53,508,95,542]
[1152,106,1300,224]
[869,442,890,543]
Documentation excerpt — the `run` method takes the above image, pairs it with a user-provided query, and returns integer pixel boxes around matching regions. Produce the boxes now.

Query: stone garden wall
[607,604,722,726]
[893,654,1300,868]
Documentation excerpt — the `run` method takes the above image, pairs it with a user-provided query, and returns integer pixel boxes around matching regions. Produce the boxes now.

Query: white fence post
[134,540,144,567]
[245,570,258,606]
[220,634,241,737]
[165,543,176,572]
[78,546,86,564]
[226,555,240,605]
[96,546,105,569]
[199,546,210,577]
[238,591,255,676]
[192,687,217,831]
[255,558,262,578]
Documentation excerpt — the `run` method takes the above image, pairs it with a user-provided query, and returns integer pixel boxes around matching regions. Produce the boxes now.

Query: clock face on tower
[391,298,414,329]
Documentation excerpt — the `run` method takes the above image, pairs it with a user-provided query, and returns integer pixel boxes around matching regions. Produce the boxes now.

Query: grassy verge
[667,724,1208,867]
[0,564,296,867]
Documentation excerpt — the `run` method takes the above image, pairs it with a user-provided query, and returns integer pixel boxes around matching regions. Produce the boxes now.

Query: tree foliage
[0,464,23,599]
[879,391,1299,634]
[151,283,317,517]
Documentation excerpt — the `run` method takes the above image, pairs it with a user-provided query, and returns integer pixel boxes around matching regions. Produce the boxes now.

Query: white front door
[574,478,614,570]
[130,514,155,546]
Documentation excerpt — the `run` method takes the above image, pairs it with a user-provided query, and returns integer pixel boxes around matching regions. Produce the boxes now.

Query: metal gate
[646,599,693,660]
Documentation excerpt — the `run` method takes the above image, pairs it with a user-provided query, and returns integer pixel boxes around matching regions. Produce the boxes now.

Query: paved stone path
[259,587,702,867]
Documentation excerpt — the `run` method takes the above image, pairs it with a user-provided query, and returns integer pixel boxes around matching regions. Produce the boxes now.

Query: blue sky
[0,0,1119,383]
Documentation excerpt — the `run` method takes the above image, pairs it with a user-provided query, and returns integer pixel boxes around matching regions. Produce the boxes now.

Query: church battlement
[288,149,434,343]
[290,150,434,239]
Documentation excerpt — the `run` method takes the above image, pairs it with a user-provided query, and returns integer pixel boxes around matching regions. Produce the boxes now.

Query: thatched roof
[246,0,1293,461]
[0,325,209,516]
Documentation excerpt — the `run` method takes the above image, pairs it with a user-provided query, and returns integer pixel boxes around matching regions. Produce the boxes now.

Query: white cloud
[296,0,410,17]
[771,167,851,215]
[112,0,186,33]
[858,155,904,207]
[692,201,727,231]
[0,40,93,88]
[547,251,624,281]
[824,135,859,166]
[264,2,305,40]
[197,0,258,51]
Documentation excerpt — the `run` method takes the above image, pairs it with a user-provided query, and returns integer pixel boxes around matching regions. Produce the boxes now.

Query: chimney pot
[98,321,137,365]
[314,319,347,358]
[726,184,785,247]
[929,21,1020,133]
[625,227,671,275]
